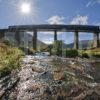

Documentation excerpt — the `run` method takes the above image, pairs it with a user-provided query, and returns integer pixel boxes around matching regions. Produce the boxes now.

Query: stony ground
[0,55,100,100]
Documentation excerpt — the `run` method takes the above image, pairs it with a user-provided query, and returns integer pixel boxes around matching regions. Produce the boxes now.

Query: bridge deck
[8,25,100,32]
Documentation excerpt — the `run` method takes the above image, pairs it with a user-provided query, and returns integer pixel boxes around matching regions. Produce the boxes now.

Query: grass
[79,48,100,58]
[0,42,24,78]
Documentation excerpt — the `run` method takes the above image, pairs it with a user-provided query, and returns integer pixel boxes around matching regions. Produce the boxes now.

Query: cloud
[93,22,100,26]
[70,15,88,25]
[40,32,54,35]
[96,23,100,26]
[45,15,65,35]
[42,38,54,44]
[46,15,65,24]
[41,31,63,35]
[86,0,100,7]
[86,1,95,7]
[92,21,100,26]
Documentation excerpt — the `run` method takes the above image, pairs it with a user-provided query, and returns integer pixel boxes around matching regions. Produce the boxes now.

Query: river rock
[32,67,44,73]
[53,72,65,81]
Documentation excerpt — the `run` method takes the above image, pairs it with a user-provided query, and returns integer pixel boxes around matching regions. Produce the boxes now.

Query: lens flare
[21,3,31,14]
[5,0,38,25]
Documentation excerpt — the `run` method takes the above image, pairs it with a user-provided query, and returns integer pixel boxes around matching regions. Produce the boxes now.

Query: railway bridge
[0,25,100,50]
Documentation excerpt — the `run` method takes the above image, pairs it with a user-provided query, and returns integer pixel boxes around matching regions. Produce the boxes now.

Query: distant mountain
[42,40,93,49]
[4,32,48,50]
[4,32,95,49]
[67,40,93,49]
[36,39,48,50]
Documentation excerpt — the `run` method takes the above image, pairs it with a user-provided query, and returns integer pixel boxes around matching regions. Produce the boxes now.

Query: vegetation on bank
[46,40,78,57]
[79,48,100,58]
[45,40,100,58]
[0,41,24,78]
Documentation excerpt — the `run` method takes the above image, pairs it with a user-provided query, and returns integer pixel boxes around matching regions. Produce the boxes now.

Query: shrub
[79,48,100,58]
[19,47,34,55]
[52,40,63,56]
[2,39,11,46]
[93,54,100,58]
[66,49,78,57]
[52,49,62,56]
[0,43,24,78]
[82,53,90,58]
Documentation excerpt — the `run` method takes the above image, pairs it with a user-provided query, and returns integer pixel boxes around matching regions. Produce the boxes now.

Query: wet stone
[40,71,53,81]
[32,67,44,73]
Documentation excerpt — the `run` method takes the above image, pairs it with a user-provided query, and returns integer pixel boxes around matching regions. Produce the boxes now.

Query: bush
[19,47,34,55]
[79,48,100,58]
[2,39,11,46]
[91,53,100,58]
[0,43,24,78]
[52,49,62,56]
[66,49,78,57]
[82,53,90,58]
[52,40,63,56]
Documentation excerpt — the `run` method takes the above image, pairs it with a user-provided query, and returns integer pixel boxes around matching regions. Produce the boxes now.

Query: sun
[21,3,31,14]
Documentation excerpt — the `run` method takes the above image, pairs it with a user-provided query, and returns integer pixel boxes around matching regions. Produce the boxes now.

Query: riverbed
[1,55,100,100]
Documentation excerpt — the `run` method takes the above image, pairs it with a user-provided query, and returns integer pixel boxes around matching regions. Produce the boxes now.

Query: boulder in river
[53,72,65,81]
[32,67,44,73]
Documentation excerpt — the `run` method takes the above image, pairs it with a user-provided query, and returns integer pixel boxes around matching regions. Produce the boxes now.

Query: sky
[0,0,100,44]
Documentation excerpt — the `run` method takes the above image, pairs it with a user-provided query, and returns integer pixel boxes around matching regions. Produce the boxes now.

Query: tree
[52,40,63,56]
[88,41,93,49]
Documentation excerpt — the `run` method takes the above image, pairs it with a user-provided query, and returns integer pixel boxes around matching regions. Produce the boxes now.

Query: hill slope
[5,32,48,50]
[67,40,93,49]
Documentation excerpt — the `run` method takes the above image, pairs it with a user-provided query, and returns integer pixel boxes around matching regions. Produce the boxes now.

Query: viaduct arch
[0,25,100,50]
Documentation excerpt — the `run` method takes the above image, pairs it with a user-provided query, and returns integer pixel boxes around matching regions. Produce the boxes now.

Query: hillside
[67,40,93,49]
[4,31,98,50]
[48,40,94,49]
[5,32,48,50]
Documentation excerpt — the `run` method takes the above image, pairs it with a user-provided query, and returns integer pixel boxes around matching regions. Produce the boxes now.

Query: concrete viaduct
[0,25,100,50]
